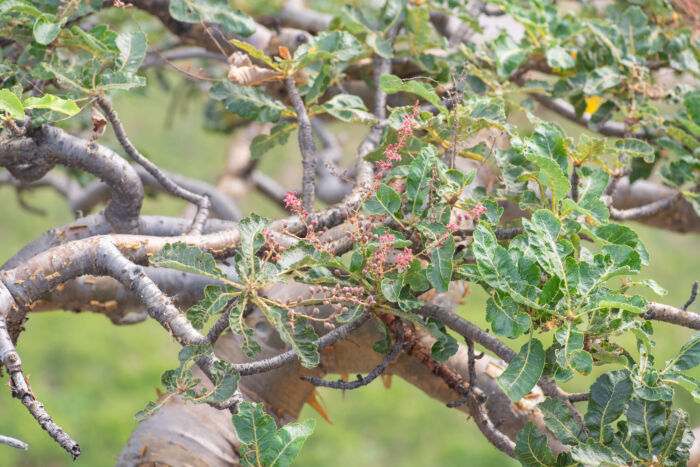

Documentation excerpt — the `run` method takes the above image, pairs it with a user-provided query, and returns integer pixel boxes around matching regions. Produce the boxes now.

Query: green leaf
[230,39,278,69]
[546,46,575,70]
[406,145,436,216]
[0,88,24,120]
[33,15,63,45]
[151,242,225,279]
[233,402,315,467]
[570,438,626,465]
[23,94,80,116]
[115,32,147,73]
[598,296,647,314]
[250,122,296,160]
[472,225,541,310]
[364,184,401,216]
[584,66,623,95]
[539,397,587,445]
[514,421,556,466]
[229,298,260,358]
[425,318,458,362]
[555,323,593,377]
[210,81,288,123]
[265,307,319,368]
[585,370,633,442]
[204,363,240,403]
[661,409,694,465]
[315,94,376,124]
[664,331,700,373]
[304,64,331,106]
[639,279,667,296]
[492,32,526,80]
[613,138,655,163]
[379,74,446,113]
[169,0,256,36]
[0,0,42,17]
[498,337,545,401]
[486,292,530,339]
[187,285,236,329]
[426,234,454,293]
[626,398,667,457]
[96,70,146,91]
[238,214,269,262]
[523,210,572,279]
[293,31,364,68]
[405,7,431,54]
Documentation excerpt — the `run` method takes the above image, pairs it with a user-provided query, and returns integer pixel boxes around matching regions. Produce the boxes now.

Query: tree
[0,0,699,465]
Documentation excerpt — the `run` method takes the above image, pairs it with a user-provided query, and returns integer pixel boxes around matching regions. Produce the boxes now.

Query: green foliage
[233,402,315,467]
[498,336,545,402]
[2,0,700,464]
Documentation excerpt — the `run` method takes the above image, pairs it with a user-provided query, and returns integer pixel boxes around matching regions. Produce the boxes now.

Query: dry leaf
[91,105,107,140]
[227,52,282,86]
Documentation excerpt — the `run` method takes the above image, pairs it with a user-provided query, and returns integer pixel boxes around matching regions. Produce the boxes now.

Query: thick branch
[643,302,700,330]
[0,125,143,232]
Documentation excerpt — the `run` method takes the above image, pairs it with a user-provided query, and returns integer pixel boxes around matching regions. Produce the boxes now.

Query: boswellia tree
[1,0,700,464]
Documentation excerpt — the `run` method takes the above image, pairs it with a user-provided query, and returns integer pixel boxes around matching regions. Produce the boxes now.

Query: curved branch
[75,164,242,221]
[0,125,144,232]
[301,319,403,389]
[95,96,212,233]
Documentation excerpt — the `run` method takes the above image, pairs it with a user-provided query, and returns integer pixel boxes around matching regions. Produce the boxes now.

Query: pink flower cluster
[375,101,420,174]
[262,229,284,261]
[396,247,413,271]
[283,191,308,219]
[364,230,396,276]
[455,203,487,223]
[379,231,395,247]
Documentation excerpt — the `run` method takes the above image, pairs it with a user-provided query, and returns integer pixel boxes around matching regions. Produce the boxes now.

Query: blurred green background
[0,87,698,467]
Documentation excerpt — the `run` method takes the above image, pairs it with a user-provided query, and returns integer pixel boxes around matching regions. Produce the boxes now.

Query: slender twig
[284,76,317,212]
[206,303,233,344]
[416,303,516,362]
[232,311,371,375]
[609,193,680,220]
[568,392,589,403]
[446,336,476,408]
[570,165,579,203]
[0,433,28,450]
[0,310,80,458]
[467,388,516,458]
[682,281,699,311]
[301,320,404,389]
[95,95,211,234]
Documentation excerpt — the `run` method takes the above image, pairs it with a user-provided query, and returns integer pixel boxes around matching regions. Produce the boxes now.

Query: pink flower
[396,247,413,271]
[374,100,420,175]
[446,223,458,232]
[379,231,395,247]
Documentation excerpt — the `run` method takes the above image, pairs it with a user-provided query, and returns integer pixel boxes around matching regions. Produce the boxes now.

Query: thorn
[381,373,393,389]
[305,390,332,424]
